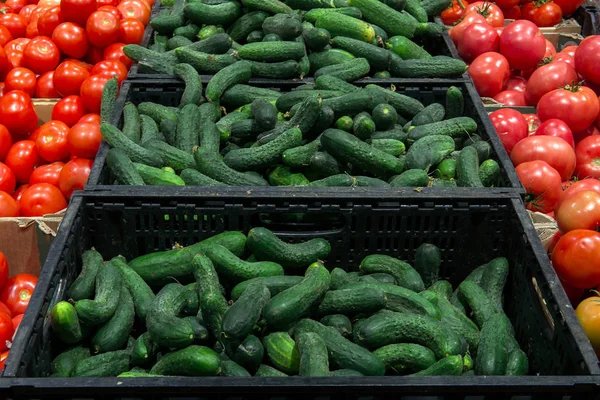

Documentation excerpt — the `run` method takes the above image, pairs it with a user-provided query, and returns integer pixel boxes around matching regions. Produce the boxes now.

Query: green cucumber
[456,146,484,188]
[173,63,203,107]
[412,103,446,126]
[222,281,271,340]
[205,244,284,283]
[249,60,299,79]
[474,313,511,375]
[68,250,103,301]
[232,335,264,372]
[251,98,278,131]
[263,14,303,40]
[353,112,376,140]
[479,257,509,311]
[457,280,498,328]
[389,169,429,187]
[317,287,386,316]
[370,139,405,156]
[247,30,265,43]
[435,158,456,180]
[131,332,159,367]
[308,174,354,186]
[180,168,228,186]
[410,355,463,376]
[303,27,331,52]
[100,77,118,124]
[348,0,418,38]
[436,295,480,354]
[308,49,355,72]
[146,283,195,349]
[51,301,83,344]
[404,0,428,22]
[331,36,390,71]
[479,159,500,187]
[469,141,491,162]
[230,276,304,301]
[305,151,343,180]
[255,364,288,376]
[360,254,424,293]
[238,41,306,62]
[52,347,90,377]
[206,61,252,103]
[364,84,424,118]
[282,136,322,168]
[390,56,468,78]
[445,86,464,119]
[143,140,195,172]
[184,1,241,26]
[194,147,269,186]
[304,7,362,23]
[414,243,441,288]
[372,104,398,131]
[242,0,294,14]
[72,350,130,377]
[134,163,185,186]
[75,259,122,326]
[198,25,220,41]
[174,24,200,41]
[268,165,310,186]
[220,359,251,377]
[382,0,407,10]
[174,103,199,152]
[276,90,340,112]
[506,349,528,376]
[113,258,154,321]
[407,117,477,142]
[315,12,375,43]
[296,332,329,376]
[336,116,353,131]
[228,11,269,42]
[320,314,352,337]
[150,345,221,376]
[264,332,301,374]
[421,0,452,15]
[100,123,164,168]
[166,36,192,51]
[314,58,370,81]
[91,287,135,353]
[405,135,455,171]
[373,344,436,374]
[139,115,164,145]
[121,103,141,144]
[315,75,360,94]
[175,48,238,74]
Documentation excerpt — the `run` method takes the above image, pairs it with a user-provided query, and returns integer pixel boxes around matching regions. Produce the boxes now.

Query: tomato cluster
[0,90,99,217]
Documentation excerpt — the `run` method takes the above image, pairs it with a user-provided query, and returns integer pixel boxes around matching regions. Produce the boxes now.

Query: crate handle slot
[251,211,348,236]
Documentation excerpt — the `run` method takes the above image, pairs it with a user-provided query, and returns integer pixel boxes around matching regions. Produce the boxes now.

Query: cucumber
[101,123,164,168]
[242,0,294,14]
[336,116,353,132]
[232,335,264,372]
[372,104,398,131]
[150,345,221,376]
[264,332,301,374]
[317,287,386,316]
[408,117,477,142]
[430,280,452,300]
[412,103,445,126]
[250,60,299,79]
[206,60,252,103]
[251,98,278,132]
[135,103,177,124]
[72,350,130,377]
[146,283,195,349]
[143,140,195,172]
[353,112,376,140]
[474,313,511,375]
[91,287,135,353]
[222,281,271,339]
[506,349,528,376]
[191,253,222,295]
[282,136,322,168]
[268,165,310,186]
[131,332,159,367]
[173,24,200,41]
[304,7,362,23]
[421,0,452,15]
[445,86,464,119]
[199,25,220,41]
[469,141,491,162]
[405,135,455,171]
[479,257,509,311]
[308,174,354,186]
[175,48,238,74]
[331,36,390,71]
[389,169,429,187]
[457,280,498,328]
[179,169,226,186]
[247,30,265,42]
[390,56,468,78]
[479,159,500,187]
[320,314,352,337]
[184,1,241,26]
[223,85,281,109]
[139,115,164,145]
[263,14,303,40]
[173,103,199,153]
[68,250,103,301]
[100,77,118,124]
[436,295,480,354]
[183,283,200,316]
[52,347,90,377]
[173,63,203,107]
[373,70,391,78]
[315,75,360,94]
[348,0,417,38]
[166,36,193,51]
[205,244,284,283]
[199,285,229,339]
[75,258,122,326]
[414,243,441,288]
[308,49,355,72]
[370,139,405,156]
[228,11,269,42]
[435,158,456,180]
[373,344,436,374]
[382,0,406,10]
[360,254,424,293]
[121,103,141,144]
[296,332,329,376]
[404,0,427,22]
[305,151,343,180]
[276,90,340,112]
[134,163,185,186]
[194,147,269,186]
[364,84,424,119]
[285,0,347,9]
[238,41,306,62]
[314,58,370,81]
[51,301,83,344]
[231,276,304,301]
[160,119,177,145]
[113,258,154,320]
[456,146,484,188]
[411,355,463,376]
[315,12,375,43]
[303,28,330,52]
[255,364,289,376]
[220,359,251,377]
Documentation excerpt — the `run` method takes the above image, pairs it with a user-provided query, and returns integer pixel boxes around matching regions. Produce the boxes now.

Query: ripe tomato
[103,43,131,69]
[576,295,600,354]
[12,183,28,203]
[67,122,100,158]
[52,22,88,59]
[4,67,36,96]
[80,74,110,113]
[456,22,499,63]
[0,350,9,371]
[464,1,504,26]
[4,140,38,183]
[0,274,36,315]
[534,119,574,148]
[574,124,600,145]
[574,36,600,86]
[36,6,61,36]
[544,39,557,58]
[0,26,13,48]
[506,76,527,93]
[553,0,583,16]
[53,60,91,97]
[0,90,36,138]
[538,85,600,133]
[523,113,541,133]
[489,108,528,154]
[0,255,7,295]
[19,182,65,216]
[51,95,87,127]
[0,46,8,80]
[77,113,100,124]
[493,90,526,106]
[559,178,600,206]
[22,35,60,74]
[60,0,97,27]
[0,13,27,38]
[12,314,22,333]
[556,190,600,232]
[575,135,600,179]
[516,160,562,213]
[28,161,63,186]
[511,135,576,180]
[441,0,467,26]
[520,1,537,20]
[35,71,58,98]
[500,20,546,70]
[533,2,562,27]
[468,52,510,98]
[448,12,488,45]
[5,36,29,52]
[35,120,69,162]
[97,0,118,6]
[561,45,578,58]
[524,61,578,106]
[552,52,576,69]
[118,17,144,45]
[117,0,150,25]
[19,4,36,22]
[25,22,38,39]
[97,5,121,19]
[553,229,600,288]
[0,125,12,162]
[90,59,127,82]
[85,10,119,48]
[502,5,521,18]
[0,191,18,217]
[0,312,14,352]
[58,157,91,198]
[0,162,16,194]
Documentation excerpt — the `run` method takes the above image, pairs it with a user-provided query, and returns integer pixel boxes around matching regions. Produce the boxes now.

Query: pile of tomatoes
[0,90,101,217]
[0,251,37,370]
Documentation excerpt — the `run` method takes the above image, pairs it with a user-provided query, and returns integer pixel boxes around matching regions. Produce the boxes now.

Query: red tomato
[0,90,36,138]
[77,113,100,124]
[85,45,103,65]
[0,313,14,352]
[0,350,9,371]
[552,229,600,288]
[4,36,29,52]
[19,182,65,216]
[0,26,13,50]
[97,5,121,19]
[506,76,527,93]
[0,46,8,80]
[117,0,150,25]
[79,74,110,113]
[4,140,38,183]
[501,5,521,18]
[103,43,131,69]
[516,160,562,213]
[523,113,541,133]
[538,85,600,133]
[52,22,88,59]
[0,274,36,315]
[85,10,119,48]
[19,4,36,22]
[0,255,7,295]
[552,52,575,68]
[575,135,600,179]
[533,2,562,27]
[25,20,37,38]
[0,5,13,13]
[12,183,28,203]
[97,0,118,6]
[440,0,467,26]
[5,48,23,69]
[36,6,61,36]
[28,161,63,186]
[12,314,23,332]
[524,61,578,106]
[468,52,510,98]
[534,119,574,148]
[556,190,600,232]
[34,70,57,98]
[0,162,16,194]
[0,302,8,319]
[561,45,578,58]
[67,122,100,158]
[52,60,91,97]
[22,35,60,74]
[464,1,504,26]
[90,59,127,82]
[0,191,18,217]
[60,0,97,27]
[553,0,583,16]
[0,125,12,162]
[0,13,27,38]
[3,67,36,96]
[520,1,537,20]
[493,90,526,106]
[456,22,499,63]
[511,135,577,181]
[574,36,600,86]
[499,20,546,70]
[58,157,91,198]
[448,12,488,45]
[559,178,600,208]
[118,17,144,45]
[51,95,87,127]
[489,108,528,154]
[544,39,557,58]
[35,120,69,162]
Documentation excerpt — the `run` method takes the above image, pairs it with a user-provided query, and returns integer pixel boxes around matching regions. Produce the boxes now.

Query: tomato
[90,59,127,82]
[4,67,36,96]
[6,0,25,12]
[0,13,27,38]
[0,162,16,194]
[34,70,57,98]
[523,113,541,133]
[538,85,600,133]
[516,160,562,213]
[0,26,13,50]
[448,12,488,45]
[85,10,119,49]
[51,95,87,127]
[502,5,521,18]
[12,184,28,204]
[0,350,9,371]
[36,6,61,36]
[117,0,150,25]
[35,120,69,162]
[58,157,91,199]
[534,119,574,148]
[0,125,12,162]
[576,295,600,354]
[561,279,583,306]
[0,90,36,138]
[19,182,66,216]
[97,5,121,19]
[468,52,510,98]
[489,108,528,154]
[440,0,467,25]
[559,178,600,208]
[456,22,499,63]
[0,46,8,80]
[0,274,36,315]
[60,0,97,27]
[0,191,18,217]
[0,255,7,294]
[28,161,63,186]
[499,20,546,70]
[97,0,118,6]
[52,60,91,97]
[80,74,110,113]
[533,2,562,27]
[22,35,60,74]
[67,122,100,158]
[0,5,14,13]
[464,1,504,26]
[0,313,14,352]
[493,90,526,106]
[553,0,583,16]
[520,1,537,20]
[574,36,600,86]
[561,45,578,58]
[525,62,578,107]
[575,135,600,179]
[103,43,131,69]
[52,22,88,59]
[12,314,22,333]
[506,76,527,93]
[5,36,29,52]
[544,39,557,58]
[25,20,37,38]
[4,140,38,183]
[512,135,577,181]
[77,113,100,124]
[556,190,600,233]
[574,124,600,145]
[118,17,144,45]
[19,4,36,22]
[5,47,23,69]
[553,229,600,288]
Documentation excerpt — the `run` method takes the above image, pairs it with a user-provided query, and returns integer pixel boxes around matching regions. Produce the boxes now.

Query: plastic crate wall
[1,191,598,399]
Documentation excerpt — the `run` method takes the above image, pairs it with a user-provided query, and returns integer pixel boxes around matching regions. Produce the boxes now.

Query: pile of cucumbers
[123,0,467,79]
[101,60,501,188]
[49,227,527,377]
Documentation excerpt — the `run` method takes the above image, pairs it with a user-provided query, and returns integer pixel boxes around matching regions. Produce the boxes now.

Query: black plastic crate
[86,79,523,195]
[1,190,598,399]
